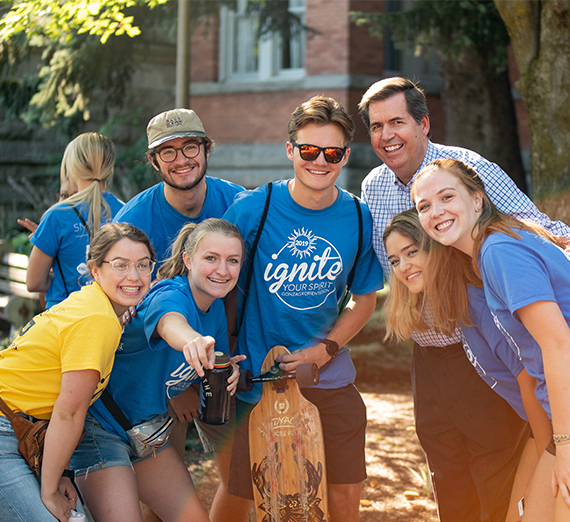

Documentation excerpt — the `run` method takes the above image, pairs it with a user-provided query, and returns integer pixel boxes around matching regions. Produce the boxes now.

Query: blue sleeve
[481,236,557,317]
[223,188,268,252]
[31,208,62,257]
[142,287,200,351]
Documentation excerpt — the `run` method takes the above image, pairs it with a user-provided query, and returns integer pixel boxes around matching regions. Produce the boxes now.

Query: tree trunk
[495,0,570,198]
[439,45,527,193]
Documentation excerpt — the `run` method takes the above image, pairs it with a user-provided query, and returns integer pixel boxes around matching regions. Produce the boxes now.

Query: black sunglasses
[291,142,347,164]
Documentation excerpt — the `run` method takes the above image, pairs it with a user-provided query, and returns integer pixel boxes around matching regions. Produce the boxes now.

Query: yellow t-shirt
[0,283,122,419]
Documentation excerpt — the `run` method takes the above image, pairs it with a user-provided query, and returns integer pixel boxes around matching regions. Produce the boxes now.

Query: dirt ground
[184,304,439,521]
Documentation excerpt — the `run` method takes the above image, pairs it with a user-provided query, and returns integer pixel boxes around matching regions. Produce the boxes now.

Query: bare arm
[27,245,54,293]
[157,311,245,394]
[517,300,570,505]
[516,368,553,456]
[278,291,377,371]
[156,311,216,377]
[41,369,100,521]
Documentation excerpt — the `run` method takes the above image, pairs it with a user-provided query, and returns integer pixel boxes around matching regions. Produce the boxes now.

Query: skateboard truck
[238,359,319,393]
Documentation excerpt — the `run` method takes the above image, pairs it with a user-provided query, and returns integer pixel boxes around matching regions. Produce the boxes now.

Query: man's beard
[161,159,207,191]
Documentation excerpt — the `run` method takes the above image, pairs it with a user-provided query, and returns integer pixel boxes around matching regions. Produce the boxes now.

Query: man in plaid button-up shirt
[359,77,570,522]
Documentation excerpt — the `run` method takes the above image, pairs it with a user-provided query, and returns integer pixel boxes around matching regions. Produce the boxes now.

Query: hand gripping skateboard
[245,345,328,522]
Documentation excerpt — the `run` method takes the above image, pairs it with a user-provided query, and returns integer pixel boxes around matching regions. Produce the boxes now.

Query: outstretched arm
[156,311,216,377]
[517,300,570,506]
[278,291,377,371]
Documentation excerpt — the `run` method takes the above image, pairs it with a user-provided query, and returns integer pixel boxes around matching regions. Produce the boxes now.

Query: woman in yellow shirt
[0,222,154,522]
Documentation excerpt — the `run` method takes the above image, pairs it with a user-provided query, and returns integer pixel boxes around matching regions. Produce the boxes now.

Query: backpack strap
[100,389,132,431]
[347,194,363,289]
[338,194,363,313]
[67,203,92,238]
[235,182,273,334]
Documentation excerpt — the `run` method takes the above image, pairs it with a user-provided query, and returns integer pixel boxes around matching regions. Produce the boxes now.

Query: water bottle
[69,511,86,521]
[199,352,231,425]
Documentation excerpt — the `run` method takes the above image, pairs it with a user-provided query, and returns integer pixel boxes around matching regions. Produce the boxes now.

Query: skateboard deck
[249,345,328,522]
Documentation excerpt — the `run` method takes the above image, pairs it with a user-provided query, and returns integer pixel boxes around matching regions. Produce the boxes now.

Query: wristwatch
[321,338,340,358]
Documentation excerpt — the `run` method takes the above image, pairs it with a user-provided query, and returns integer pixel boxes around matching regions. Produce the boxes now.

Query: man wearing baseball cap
[113,108,244,265]
[112,108,245,521]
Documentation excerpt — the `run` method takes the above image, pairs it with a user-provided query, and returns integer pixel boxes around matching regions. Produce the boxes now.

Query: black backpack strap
[67,203,92,238]
[100,389,132,431]
[236,182,273,334]
[338,194,363,313]
[54,255,70,297]
[347,194,363,289]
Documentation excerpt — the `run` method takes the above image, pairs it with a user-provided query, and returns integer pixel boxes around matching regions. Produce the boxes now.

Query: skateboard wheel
[296,363,319,387]
[237,369,253,393]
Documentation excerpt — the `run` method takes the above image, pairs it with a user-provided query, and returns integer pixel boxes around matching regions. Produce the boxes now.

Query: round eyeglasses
[291,142,347,164]
[102,258,156,276]
[153,141,205,163]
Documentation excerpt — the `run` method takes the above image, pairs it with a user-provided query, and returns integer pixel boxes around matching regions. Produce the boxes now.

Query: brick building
[158,0,445,193]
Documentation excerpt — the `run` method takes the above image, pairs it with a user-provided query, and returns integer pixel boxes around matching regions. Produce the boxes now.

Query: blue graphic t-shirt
[223,180,384,403]
[88,275,229,442]
[462,286,526,419]
[479,229,570,419]
[113,178,244,265]
[32,192,124,308]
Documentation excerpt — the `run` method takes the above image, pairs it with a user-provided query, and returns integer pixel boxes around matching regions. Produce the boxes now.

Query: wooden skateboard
[248,345,328,522]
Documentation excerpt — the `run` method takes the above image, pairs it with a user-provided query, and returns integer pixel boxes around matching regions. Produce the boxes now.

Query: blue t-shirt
[88,275,229,443]
[223,180,384,403]
[479,229,570,419]
[113,178,244,265]
[462,286,526,420]
[32,193,124,308]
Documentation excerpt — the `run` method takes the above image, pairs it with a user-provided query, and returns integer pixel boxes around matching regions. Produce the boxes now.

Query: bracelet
[553,434,570,445]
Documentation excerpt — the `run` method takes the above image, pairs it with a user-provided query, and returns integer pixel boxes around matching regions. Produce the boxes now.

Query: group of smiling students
[2,123,570,522]
[0,133,244,522]
[383,158,570,522]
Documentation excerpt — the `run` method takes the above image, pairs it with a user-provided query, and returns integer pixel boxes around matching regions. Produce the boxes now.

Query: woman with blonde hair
[71,218,245,522]
[27,132,123,308]
[0,223,154,522]
[383,208,540,522]
[412,158,570,520]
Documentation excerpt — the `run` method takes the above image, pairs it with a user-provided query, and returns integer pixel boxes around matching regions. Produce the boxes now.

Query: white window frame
[219,0,306,83]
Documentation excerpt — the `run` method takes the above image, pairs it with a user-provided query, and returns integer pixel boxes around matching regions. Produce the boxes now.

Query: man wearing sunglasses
[112,108,244,522]
[222,96,384,522]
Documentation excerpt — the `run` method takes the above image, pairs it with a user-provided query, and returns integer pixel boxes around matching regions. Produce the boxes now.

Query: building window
[383,0,439,84]
[220,0,306,82]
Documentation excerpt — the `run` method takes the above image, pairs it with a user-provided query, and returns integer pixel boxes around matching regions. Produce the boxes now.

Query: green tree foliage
[351,1,527,192]
[0,0,243,131]
[351,0,509,72]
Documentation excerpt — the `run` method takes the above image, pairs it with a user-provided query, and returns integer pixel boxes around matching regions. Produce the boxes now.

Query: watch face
[325,339,339,356]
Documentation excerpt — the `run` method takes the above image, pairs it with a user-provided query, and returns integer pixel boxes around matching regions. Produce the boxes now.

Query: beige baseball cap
[147,108,206,149]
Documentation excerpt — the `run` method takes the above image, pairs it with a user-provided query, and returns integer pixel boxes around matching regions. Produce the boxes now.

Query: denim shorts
[71,412,170,476]
[0,414,86,521]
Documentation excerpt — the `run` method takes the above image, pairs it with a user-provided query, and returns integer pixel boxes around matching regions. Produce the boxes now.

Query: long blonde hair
[54,132,115,233]
[412,158,566,330]
[157,218,244,281]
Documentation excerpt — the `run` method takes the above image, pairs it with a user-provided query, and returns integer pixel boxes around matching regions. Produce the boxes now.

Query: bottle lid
[214,351,230,368]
